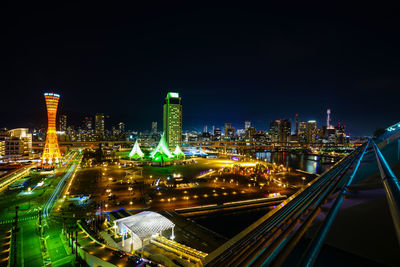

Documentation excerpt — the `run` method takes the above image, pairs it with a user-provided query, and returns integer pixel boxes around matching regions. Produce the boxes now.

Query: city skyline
[3,5,400,136]
[2,91,353,136]
[1,4,399,266]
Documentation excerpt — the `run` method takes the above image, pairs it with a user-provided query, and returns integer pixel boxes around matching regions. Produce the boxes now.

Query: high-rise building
[163,92,182,148]
[152,122,158,133]
[269,120,280,143]
[59,115,67,132]
[95,113,105,140]
[213,128,222,141]
[306,120,317,143]
[118,122,125,133]
[245,121,251,129]
[83,116,93,130]
[299,121,307,142]
[280,119,291,143]
[42,93,62,166]
[224,123,235,137]
[295,114,299,135]
[203,125,208,133]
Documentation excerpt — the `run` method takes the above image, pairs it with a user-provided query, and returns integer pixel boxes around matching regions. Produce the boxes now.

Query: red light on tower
[41,92,62,166]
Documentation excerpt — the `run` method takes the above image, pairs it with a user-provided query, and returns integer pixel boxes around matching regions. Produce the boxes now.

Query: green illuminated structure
[129,140,144,159]
[173,145,184,157]
[150,133,173,161]
[164,92,182,149]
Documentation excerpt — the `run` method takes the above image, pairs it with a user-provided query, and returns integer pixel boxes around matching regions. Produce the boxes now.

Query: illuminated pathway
[43,153,82,218]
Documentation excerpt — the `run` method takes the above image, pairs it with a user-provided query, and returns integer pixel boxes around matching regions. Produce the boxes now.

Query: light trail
[0,164,36,193]
[43,153,81,218]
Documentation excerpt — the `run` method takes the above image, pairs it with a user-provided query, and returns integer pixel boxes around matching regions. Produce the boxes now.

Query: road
[0,164,36,193]
[0,150,82,267]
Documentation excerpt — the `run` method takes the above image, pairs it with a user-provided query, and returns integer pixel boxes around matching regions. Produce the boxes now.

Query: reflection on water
[255,152,331,174]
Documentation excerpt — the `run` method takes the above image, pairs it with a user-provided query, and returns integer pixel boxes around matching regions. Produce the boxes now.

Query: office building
[306,120,318,143]
[269,120,280,143]
[59,115,67,132]
[280,119,291,143]
[95,113,105,140]
[163,92,182,148]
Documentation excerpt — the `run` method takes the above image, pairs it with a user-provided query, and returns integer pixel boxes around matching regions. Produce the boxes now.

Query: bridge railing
[372,140,400,244]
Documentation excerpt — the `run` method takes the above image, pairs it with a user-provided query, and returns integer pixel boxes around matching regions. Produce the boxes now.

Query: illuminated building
[213,128,222,141]
[306,120,317,143]
[0,140,4,158]
[269,120,280,143]
[245,120,251,129]
[41,93,62,166]
[1,128,33,159]
[295,114,299,135]
[119,122,125,133]
[83,116,93,130]
[280,119,291,143]
[59,115,67,132]
[163,92,182,149]
[95,113,105,140]
[129,140,144,159]
[173,145,184,157]
[224,123,235,140]
[152,121,158,133]
[150,133,173,161]
[224,123,231,136]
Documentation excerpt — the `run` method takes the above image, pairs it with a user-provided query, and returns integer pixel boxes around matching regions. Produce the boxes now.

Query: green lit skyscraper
[163,92,182,148]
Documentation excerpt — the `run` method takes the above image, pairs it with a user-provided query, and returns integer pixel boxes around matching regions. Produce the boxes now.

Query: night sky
[2,3,399,135]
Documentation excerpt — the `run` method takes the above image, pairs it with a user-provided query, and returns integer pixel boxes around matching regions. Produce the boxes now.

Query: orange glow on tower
[41,93,62,166]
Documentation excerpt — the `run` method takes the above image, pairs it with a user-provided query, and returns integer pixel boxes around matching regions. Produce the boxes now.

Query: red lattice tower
[41,93,62,166]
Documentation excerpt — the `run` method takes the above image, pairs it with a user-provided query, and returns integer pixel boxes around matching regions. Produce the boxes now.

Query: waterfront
[256,152,334,175]
[193,152,336,238]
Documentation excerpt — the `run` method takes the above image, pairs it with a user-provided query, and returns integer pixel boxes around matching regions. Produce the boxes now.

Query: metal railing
[372,140,400,244]
[299,140,371,267]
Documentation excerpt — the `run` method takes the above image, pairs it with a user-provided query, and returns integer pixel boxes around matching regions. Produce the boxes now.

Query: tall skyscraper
[269,120,280,143]
[83,116,93,130]
[95,113,105,140]
[152,121,158,133]
[245,120,251,129]
[42,93,62,166]
[224,123,232,136]
[59,115,67,132]
[295,114,299,135]
[163,92,182,148]
[203,125,208,133]
[306,120,317,143]
[280,119,291,143]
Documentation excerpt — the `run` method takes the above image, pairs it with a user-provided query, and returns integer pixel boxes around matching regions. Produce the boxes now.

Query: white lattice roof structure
[114,211,175,240]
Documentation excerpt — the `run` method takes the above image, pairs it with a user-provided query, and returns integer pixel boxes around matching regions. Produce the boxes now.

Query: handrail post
[372,140,400,245]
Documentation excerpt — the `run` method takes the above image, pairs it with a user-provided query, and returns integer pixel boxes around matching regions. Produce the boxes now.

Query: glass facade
[163,92,182,149]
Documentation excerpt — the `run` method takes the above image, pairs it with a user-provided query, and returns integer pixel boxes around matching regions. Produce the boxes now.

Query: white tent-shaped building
[113,211,175,252]
[173,145,184,157]
[150,133,173,159]
[129,140,144,159]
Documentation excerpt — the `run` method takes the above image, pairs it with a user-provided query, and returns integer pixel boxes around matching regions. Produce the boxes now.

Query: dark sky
[2,3,399,135]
